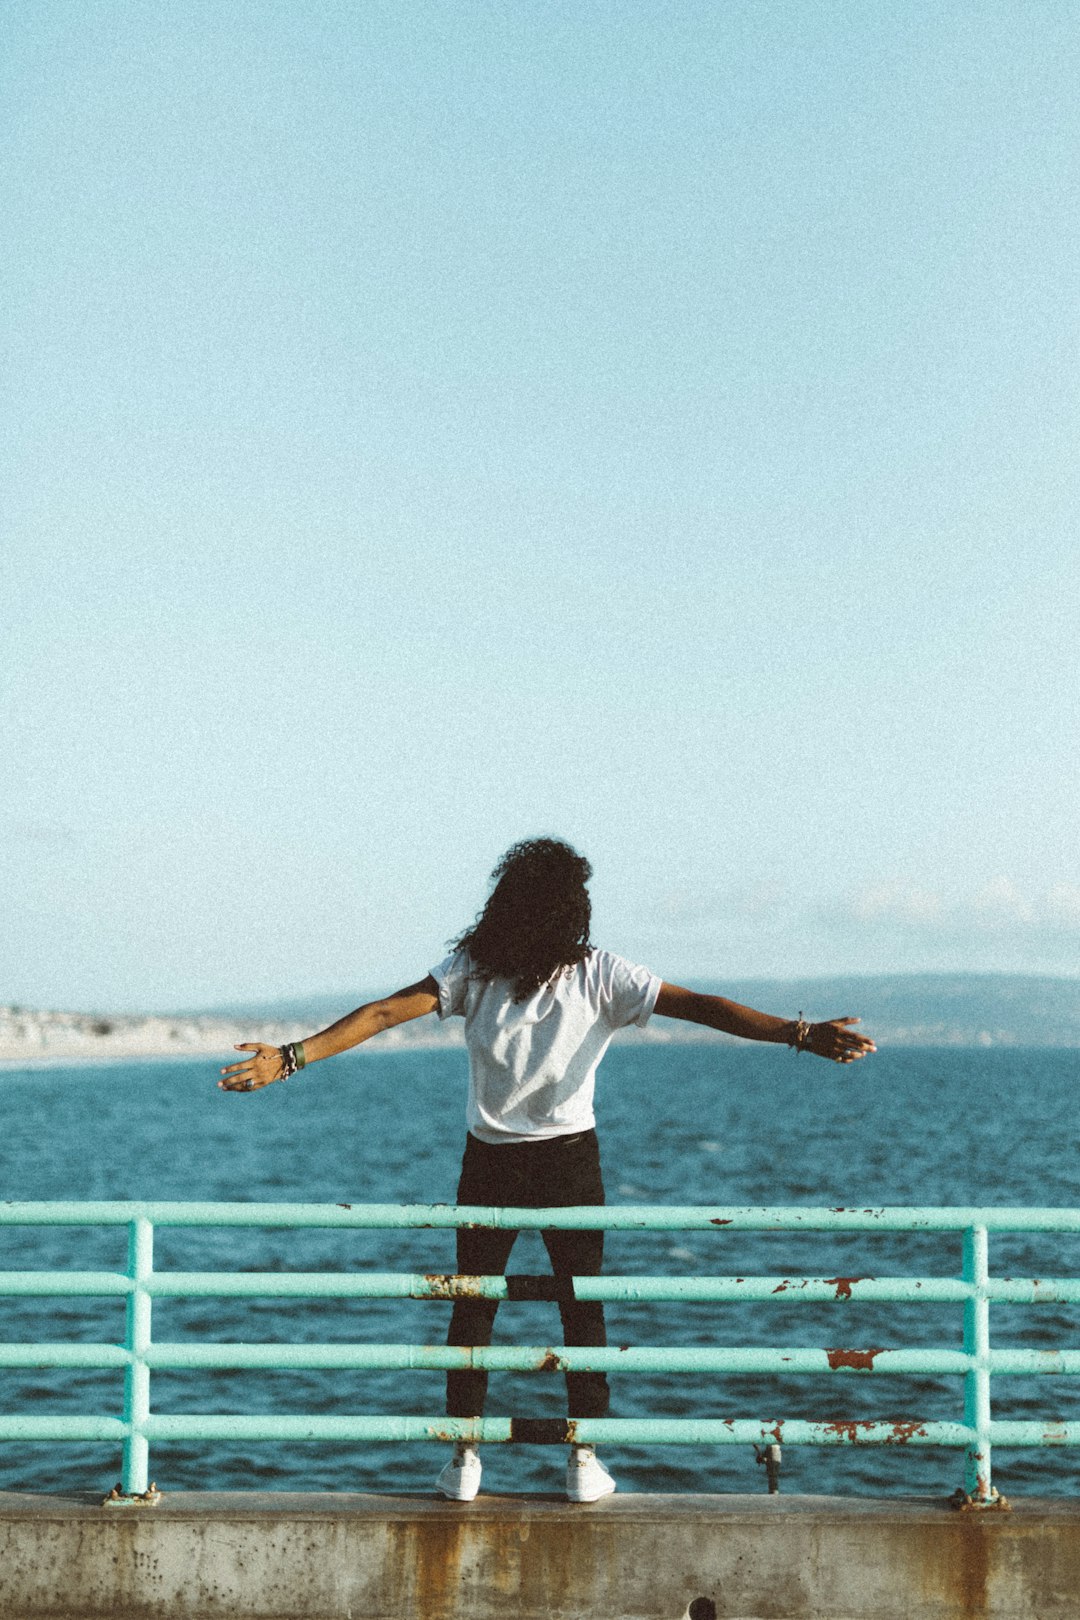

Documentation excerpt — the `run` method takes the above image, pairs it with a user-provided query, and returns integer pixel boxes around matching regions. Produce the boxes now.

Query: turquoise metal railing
[3,1201,1080,1502]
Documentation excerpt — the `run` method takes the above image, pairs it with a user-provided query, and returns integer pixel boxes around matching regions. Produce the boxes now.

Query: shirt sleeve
[429,949,471,1020]
[599,950,663,1029]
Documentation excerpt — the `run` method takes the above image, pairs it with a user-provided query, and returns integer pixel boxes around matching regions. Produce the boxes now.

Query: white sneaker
[566,1447,616,1502]
[436,1446,482,1501]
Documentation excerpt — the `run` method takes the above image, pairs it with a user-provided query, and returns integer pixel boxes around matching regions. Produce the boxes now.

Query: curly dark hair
[452,837,594,1002]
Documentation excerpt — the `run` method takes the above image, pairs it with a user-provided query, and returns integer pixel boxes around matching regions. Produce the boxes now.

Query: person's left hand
[218,1043,285,1092]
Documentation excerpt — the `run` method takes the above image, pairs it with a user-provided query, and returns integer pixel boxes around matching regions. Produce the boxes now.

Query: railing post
[962,1224,992,1500]
[122,1217,153,1494]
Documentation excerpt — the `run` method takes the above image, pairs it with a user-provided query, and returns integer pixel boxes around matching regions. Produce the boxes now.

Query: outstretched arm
[653,983,875,1064]
[218,976,440,1092]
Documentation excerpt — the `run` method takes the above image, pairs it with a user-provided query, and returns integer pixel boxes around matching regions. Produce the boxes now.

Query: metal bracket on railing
[949,1486,1010,1512]
[754,1443,782,1493]
[102,1481,162,1508]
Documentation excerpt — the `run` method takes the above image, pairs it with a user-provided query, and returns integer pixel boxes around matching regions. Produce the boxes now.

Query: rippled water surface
[3,1042,1079,1497]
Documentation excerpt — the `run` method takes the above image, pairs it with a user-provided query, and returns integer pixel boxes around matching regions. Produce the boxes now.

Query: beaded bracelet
[791,1013,812,1054]
[278,1041,306,1081]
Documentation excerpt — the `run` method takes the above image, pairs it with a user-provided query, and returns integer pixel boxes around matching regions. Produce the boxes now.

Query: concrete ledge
[3,1490,1080,1620]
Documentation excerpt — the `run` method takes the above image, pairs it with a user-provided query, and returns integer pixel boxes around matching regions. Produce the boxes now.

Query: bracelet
[278,1043,300,1081]
[294,1040,307,1070]
[791,1013,812,1054]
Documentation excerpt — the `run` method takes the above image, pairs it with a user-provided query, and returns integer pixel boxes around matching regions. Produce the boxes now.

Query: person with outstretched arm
[219,837,875,1502]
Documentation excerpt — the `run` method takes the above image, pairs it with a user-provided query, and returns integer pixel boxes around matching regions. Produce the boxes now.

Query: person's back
[432,944,660,1142]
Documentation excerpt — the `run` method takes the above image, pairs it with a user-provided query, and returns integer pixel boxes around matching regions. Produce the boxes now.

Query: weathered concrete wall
[2,1491,1079,1620]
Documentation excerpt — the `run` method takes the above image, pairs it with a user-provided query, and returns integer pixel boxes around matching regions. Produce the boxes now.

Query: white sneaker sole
[436,1464,481,1502]
[566,1472,616,1503]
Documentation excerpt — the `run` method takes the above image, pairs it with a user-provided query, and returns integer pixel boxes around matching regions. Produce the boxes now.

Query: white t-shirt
[429,947,662,1144]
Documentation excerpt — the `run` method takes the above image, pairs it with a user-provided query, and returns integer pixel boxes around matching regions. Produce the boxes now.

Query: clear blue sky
[3,1,1078,1011]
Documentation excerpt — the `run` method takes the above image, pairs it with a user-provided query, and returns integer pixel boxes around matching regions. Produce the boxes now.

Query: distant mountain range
[193,973,1080,1049]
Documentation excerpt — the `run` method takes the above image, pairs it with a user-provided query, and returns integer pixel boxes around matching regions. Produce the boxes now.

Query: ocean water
[2,1042,1079,1499]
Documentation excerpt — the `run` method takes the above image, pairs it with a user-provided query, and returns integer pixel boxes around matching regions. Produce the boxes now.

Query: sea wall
[2,1492,1080,1620]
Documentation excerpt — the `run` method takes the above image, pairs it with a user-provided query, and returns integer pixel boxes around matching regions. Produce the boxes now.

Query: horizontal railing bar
[1,1412,1076,1448]
[0,1418,128,1440]
[6,1270,1080,1303]
[123,1346,1080,1375]
[143,1415,977,1445]
[7,1342,1080,1375]
[990,1350,1080,1374]
[990,1422,1080,1445]
[144,1272,980,1301]
[5,1201,1080,1231]
[0,1272,133,1297]
[0,1344,131,1368]
[143,1343,974,1373]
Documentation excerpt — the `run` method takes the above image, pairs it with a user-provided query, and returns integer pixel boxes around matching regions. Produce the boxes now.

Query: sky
[3,1,1079,1012]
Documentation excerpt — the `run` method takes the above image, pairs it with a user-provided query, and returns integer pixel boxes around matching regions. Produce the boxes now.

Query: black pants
[445,1129,610,1419]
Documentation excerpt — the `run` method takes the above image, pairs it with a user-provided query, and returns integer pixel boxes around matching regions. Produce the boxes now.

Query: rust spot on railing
[883,1420,928,1444]
[820,1418,927,1444]
[539,1349,567,1373]
[951,1483,1010,1513]
[427,1425,466,1444]
[422,1273,480,1299]
[709,1218,732,1226]
[825,1347,885,1371]
[822,1420,866,1443]
[101,1482,161,1508]
[822,1276,868,1300]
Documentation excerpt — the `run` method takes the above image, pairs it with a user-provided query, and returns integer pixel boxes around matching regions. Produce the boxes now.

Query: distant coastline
[0,1006,467,1067]
[3,973,1079,1065]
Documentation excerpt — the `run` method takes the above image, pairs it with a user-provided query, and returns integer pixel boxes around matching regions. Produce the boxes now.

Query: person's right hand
[218,1043,285,1093]
[804,1017,876,1063]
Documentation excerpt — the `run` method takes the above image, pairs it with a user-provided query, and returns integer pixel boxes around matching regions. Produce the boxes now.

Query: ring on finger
[243,1079,254,1090]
